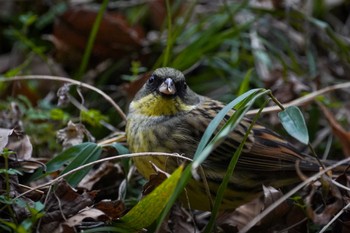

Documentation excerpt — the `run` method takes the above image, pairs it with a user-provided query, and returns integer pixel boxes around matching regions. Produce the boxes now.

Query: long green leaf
[119,165,183,231]
[61,143,102,187]
[29,142,95,181]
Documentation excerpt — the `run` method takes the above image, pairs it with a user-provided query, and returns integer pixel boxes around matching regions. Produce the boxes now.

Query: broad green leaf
[61,143,102,187]
[29,142,100,182]
[278,106,309,144]
[120,165,183,231]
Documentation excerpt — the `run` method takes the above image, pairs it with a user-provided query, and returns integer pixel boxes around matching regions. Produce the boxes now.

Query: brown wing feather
[190,97,320,173]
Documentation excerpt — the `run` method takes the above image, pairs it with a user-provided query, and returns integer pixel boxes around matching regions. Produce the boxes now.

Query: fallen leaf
[217,186,290,231]
[77,161,124,191]
[52,7,144,67]
[56,121,95,149]
[142,161,169,196]
[319,103,350,157]
[0,128,33,161]
[40,180,96,232]
[94,200,125,220]
[305,178,343,225]
[52,207,108,233]
[169,204,200,233]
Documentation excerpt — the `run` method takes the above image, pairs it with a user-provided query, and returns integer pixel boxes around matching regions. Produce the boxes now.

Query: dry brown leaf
[217,186,290,232]
[56,121,94,149]
[261,185,290,220]
[52,7,144,67]
[94,199,125,220]
[77,161,124,191]
[40,180,96,232]
[142,162,169,196]
[54,207,107,233]
[305,178,343,225]
[319,103,350,157]
[147,0,186,30]
[168,205,199,233]
[0,128,33,160]
[123,72,151,101]
[56,83,72,107]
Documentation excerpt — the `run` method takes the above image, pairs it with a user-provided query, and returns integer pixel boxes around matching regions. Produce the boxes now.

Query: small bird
[126,67,324,211]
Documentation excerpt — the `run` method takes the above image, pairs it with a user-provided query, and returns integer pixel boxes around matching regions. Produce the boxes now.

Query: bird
[126,67,327,211]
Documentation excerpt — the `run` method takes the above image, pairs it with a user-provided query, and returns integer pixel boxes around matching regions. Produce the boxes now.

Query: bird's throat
[130,93,195,116]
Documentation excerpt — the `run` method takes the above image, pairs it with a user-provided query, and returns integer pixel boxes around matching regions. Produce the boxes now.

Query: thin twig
[0,75,127,122]
[246,81,350,116]
[14,152,190,200]
[332,179,350,192]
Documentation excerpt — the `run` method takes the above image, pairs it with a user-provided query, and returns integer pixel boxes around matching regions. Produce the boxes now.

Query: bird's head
[130,67,201,116]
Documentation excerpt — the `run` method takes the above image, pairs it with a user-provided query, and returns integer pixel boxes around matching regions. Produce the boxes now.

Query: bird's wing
[187,98,319,173]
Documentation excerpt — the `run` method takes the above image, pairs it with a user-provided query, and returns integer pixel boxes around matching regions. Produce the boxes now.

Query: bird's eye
[148,76,155,84]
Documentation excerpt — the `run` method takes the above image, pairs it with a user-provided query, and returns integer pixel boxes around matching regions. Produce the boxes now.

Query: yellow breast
[129,93,195,117]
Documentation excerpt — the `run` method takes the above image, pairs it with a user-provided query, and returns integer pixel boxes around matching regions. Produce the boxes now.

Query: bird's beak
[159,78,176,95]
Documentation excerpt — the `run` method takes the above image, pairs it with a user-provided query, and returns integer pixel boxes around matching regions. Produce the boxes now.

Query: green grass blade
[204,97,270,233]
[192,88,266,168]
[76,0,109,79]
[237,68,254,96]
[193,88,262,160]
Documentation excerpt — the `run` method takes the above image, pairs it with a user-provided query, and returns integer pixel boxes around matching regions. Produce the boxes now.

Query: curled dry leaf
[57,121,95,149]
[217,186,290,231]
[54,207,107,233]
[142,161,170,196]
[305,177,343,225]
[0,128,33,161]
[56,83,72,107]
